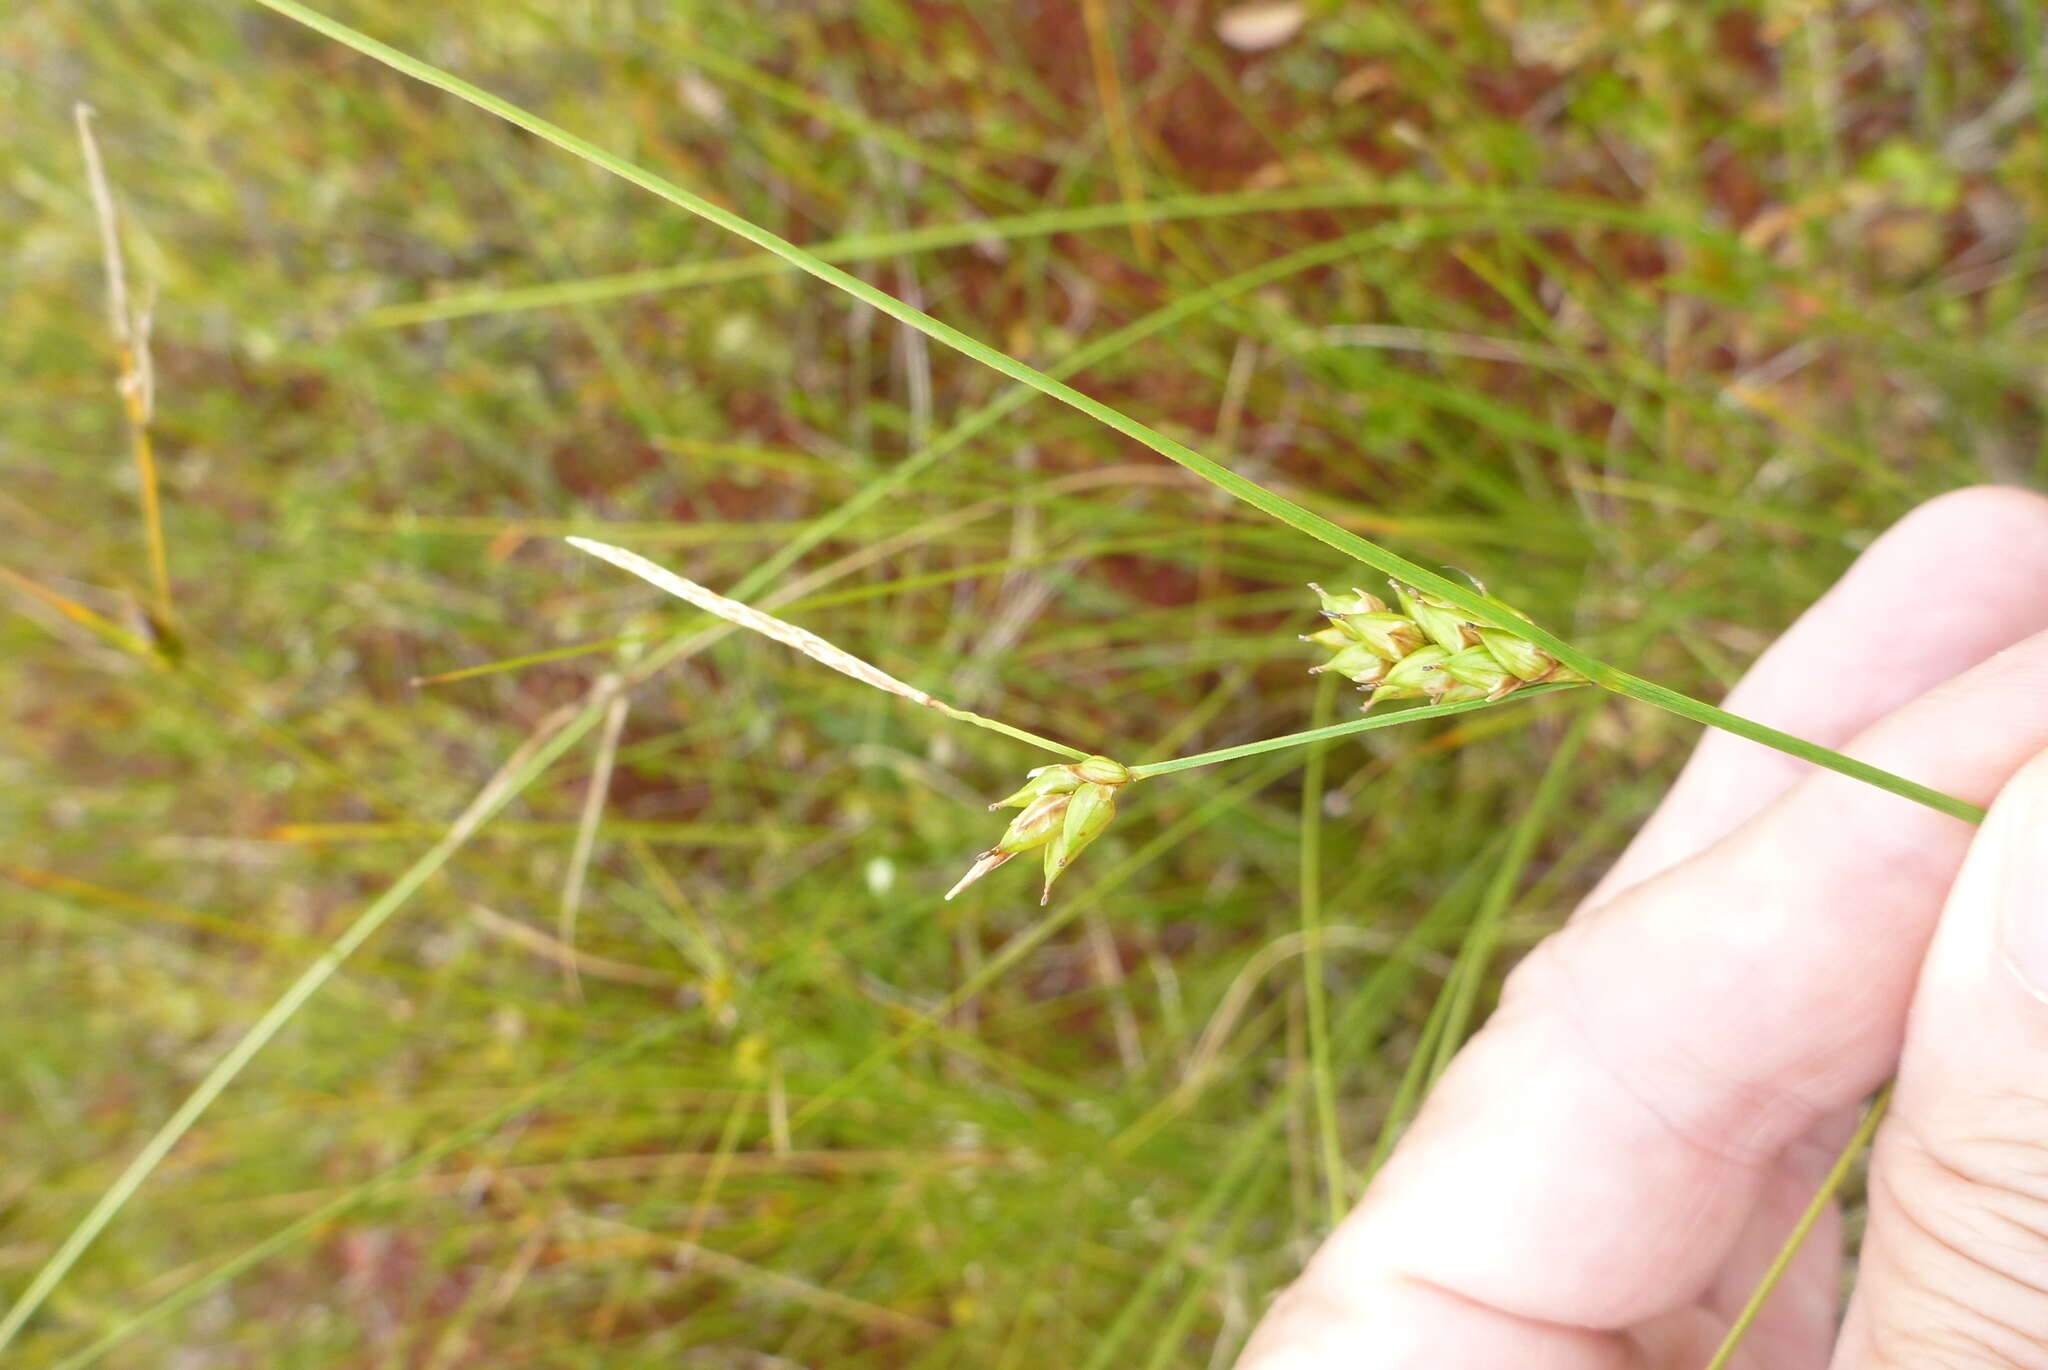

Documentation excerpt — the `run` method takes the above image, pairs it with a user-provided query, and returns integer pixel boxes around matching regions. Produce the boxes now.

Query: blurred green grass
[4,1,2045,1364]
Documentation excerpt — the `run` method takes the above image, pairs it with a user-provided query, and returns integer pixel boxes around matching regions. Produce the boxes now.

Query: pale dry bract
[566,536,943,707]
[566,537,1134,903]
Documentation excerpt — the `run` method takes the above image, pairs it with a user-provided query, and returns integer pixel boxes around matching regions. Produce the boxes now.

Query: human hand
[1236,486,2048,1369]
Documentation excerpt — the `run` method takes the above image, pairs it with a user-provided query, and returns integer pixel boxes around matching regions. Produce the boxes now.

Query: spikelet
[1301,579,1583,711]
[948,754,1134,904]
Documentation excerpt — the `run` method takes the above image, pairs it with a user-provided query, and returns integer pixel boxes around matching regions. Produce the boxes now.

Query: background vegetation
[5,1,2046,1364]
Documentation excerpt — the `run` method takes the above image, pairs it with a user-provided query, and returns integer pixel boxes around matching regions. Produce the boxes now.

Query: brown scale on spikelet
[1303,581,1583,710]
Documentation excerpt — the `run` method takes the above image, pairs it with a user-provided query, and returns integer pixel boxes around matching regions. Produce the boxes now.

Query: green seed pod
[1475,627,1556,682]
[989,764,1083,810]
[1041,781,1119,902]
[1366,643,1450,704]
[1435,644,1516,700]
[1301,625,1355,650]
[1337,611,1427,663]
[997,792,1072,853]
[1309,582,1388,617]
[1310,642,1391,686]
[1393,583,1475,654]
[1075,755,1133,787]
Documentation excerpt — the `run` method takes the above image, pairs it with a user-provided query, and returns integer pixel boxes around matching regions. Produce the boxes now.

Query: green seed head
[1308,582,1388,617]
[1040,780,1119,903]
[1475,627,1556,682]
[959,756,1136,901]
[1301,624,1355,650]
[1041,835,1064,896]
[1435,644,1515,700]
[1310,641,1391,686]
[1074,754,1133,787]
[1306,578,1582,714]
[996,791,1073,854]
[1365,643,1450,704]
[1338,611,1427,662]
[989,764,1083,810]
[1393,583,1476,654]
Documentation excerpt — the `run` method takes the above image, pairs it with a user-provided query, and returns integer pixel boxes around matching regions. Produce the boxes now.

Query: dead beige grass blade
[75,104,170,623]
[556,678,630,1001]
[566,536,1086,760]
[567,537,942,707]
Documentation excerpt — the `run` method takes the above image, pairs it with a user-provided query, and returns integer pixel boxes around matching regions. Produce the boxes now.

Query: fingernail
[1995,762,2048,1002]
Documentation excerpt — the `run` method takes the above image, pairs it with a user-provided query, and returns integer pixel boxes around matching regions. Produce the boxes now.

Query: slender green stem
[1430,705,1598,1081]
[1128,686,1576,779]
[1703,1086,1892,1370]
[247,0,1978,826]
[924,701,1086,759]
[1297,673,1346,1227]
[1364,935,1462,1180]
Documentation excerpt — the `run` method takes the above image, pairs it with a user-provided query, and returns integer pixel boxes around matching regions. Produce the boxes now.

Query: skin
[1235,486,2048,1369]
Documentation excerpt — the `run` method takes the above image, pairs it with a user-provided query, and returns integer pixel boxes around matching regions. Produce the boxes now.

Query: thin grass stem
[1128,686,1578,779]
[1079,0,1153,264]
[1428,705,1597,1084]
[1703,1087,1892,1370]
[1297,672,1346,1226]
[75,105,170,623]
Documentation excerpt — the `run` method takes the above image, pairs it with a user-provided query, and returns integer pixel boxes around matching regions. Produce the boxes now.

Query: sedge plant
[0,5,1995,1367]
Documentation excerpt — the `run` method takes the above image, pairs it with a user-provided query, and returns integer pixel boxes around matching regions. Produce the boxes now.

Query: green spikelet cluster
[1303,581,1583,710]
[946,755,1133,904]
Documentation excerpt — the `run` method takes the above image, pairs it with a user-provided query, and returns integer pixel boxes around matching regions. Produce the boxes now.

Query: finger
[1240,626,2048,1369]
[1596,486,2048,1363]
[1588,485,2048,906]
[1834,743,2048,1366]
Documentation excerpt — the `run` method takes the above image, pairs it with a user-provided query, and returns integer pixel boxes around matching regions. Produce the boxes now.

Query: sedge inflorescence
[946,754,1134,905]
[1303,581,1584,709]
